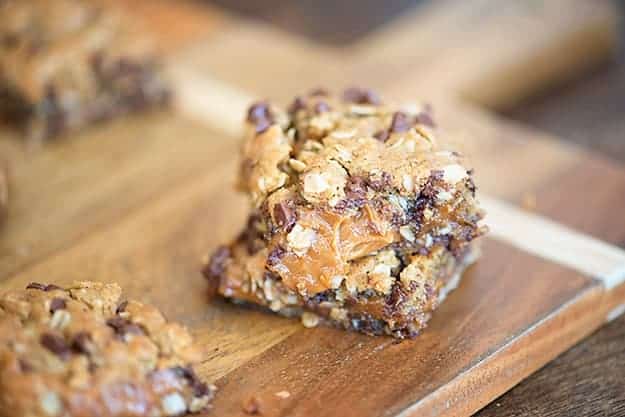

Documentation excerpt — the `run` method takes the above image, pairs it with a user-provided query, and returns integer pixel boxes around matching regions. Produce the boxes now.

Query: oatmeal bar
[0,281,215,417]
[0,0,169,140]
[204,88,487,338]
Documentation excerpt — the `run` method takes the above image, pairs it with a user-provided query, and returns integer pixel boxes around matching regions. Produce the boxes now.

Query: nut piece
[286,224,317,256]
[441,164,468,184]
[301,312,320,328]
[161,392,187,416]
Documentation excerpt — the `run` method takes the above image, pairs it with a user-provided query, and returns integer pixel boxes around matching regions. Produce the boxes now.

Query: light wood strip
[356,0,618,109]
[481,195,625,291]
[166,65,252,137]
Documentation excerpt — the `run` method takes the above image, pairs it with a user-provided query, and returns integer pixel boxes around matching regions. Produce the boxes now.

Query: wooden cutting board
[0,1,623,416]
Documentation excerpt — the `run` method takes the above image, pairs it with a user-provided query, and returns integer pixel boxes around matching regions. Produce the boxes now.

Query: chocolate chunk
[26,282,63,292]
[313,101,331,114]
[116,300,129,315]
[375,112,411,143]
[373,130,389,142]
[247,101,273,134]
[172,366,211,397]
[26,282,47,291]
[288,96,306,114]
[18,359,32,372]
[44,284,63,291]
[41,85,65,139]
[106,317,144,337]
[1,34,18,48]
[343,87,381,105]
[308,87,329,96]
[430,169,444,180]
[266,246,285,267]
[254,119,271,134]
[71,331,93,355]
[237,215,265,255]
[336,176,368,210]
[202,246,231,280]
[367,171,392,192]
[40,333,70,359]
[389,112,411,133]
[415,111,435,128]
[273,201,296,231]
[49,298,66,313]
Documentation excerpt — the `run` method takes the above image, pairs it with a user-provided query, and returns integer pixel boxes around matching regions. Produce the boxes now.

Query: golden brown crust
[206,88,487,338]
[0,282,215,417]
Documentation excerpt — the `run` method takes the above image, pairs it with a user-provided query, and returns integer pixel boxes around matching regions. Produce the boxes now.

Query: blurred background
[201,2,625,416]
[205,0,625,161]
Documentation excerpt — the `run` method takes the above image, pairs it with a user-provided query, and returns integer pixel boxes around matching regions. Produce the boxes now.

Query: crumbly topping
[0,281,215,417]
[238,89,466,210]
[206,87,487,338]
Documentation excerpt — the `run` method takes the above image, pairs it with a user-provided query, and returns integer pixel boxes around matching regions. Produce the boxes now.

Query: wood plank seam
[397,283,604,417]
[481,196,625,292]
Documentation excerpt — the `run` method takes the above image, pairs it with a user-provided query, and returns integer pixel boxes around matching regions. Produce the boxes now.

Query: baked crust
[205,88,487,338]
[0,281,215,417]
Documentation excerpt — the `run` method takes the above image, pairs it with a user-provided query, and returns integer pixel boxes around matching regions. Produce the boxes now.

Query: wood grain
[476,60,625,416]
[0,114,233,279]
[0,1,623,416]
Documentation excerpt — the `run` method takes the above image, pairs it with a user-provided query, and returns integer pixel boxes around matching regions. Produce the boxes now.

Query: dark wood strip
[202,0,425,45]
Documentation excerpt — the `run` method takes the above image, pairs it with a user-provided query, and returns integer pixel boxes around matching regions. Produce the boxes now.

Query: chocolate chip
[313,101,331,114]
[415,111,435,128]
[254,119,272,134]
[116,301,129,315]
[172,366,211,397]
[1,34,18,48]
[389,112,411,133]
[40,333,70,359]
[26,282,63,292]
[71,331,93,355]
[106,317,144,337]
[18,359,33,372]
[288,96,306,114]
[247,101,273,134]
[45,284,63,291]
[373,130,389,142]
[368,171,393,192]
[343,87,381,105]
[266,246,285,267]
[26,282,47,291]
[273,201,296,231]
[309,87,329,96]
[49,298,66,313]
[202,246,231,280]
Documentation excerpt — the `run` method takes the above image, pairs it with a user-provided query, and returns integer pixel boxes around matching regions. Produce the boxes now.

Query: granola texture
[0,281,215,417]
[0,0,169,140]
[205,88,487,338]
